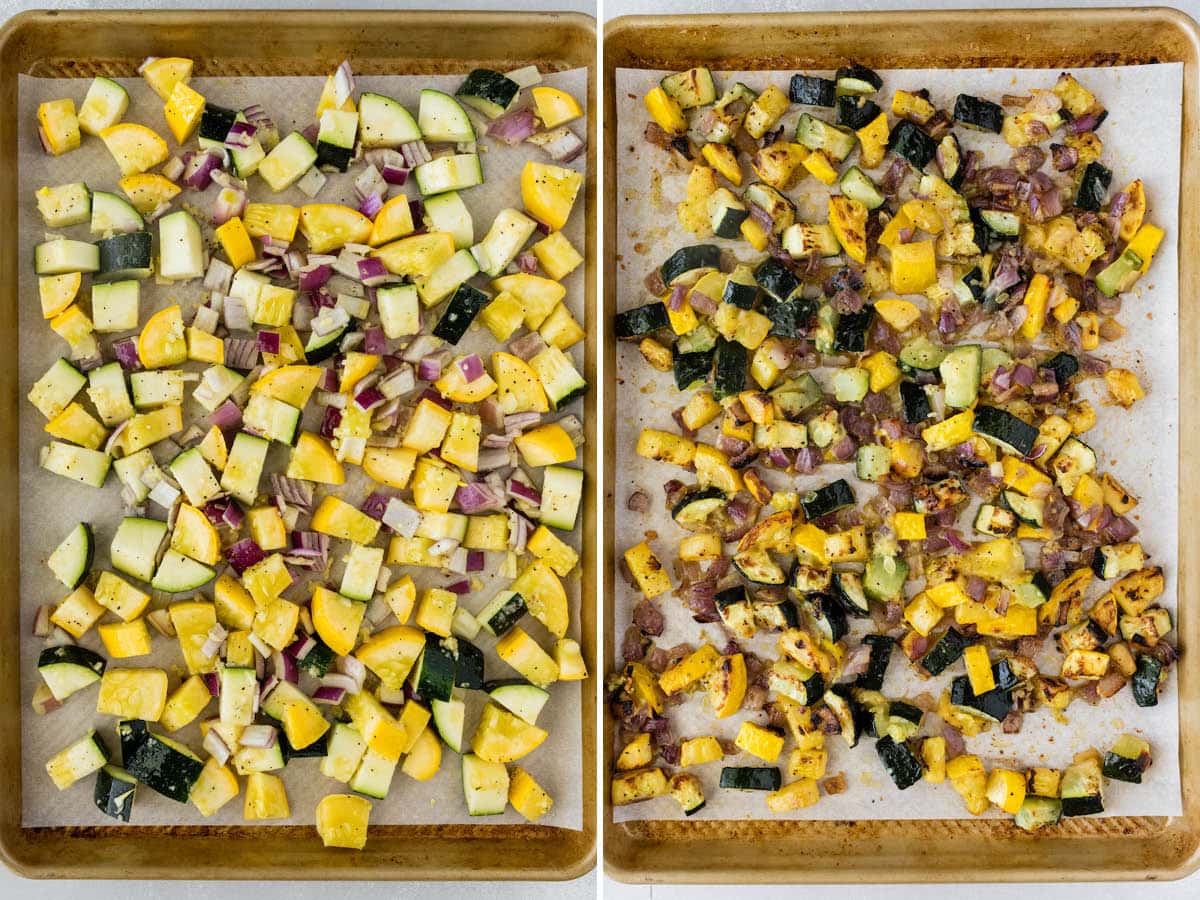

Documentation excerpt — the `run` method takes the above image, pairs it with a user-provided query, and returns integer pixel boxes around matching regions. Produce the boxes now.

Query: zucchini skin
[615,302,670,338]
[198,104,239,143]
[1102,751,1149,784]
[837,95,881,130]
[297,640,335,677]
[281,730,329,761]
[875,735,924,789]
[661,245,720,285]
[454,639,486,690]
[94,765,136,822]
[805,592,848,642]
[833,307,873,353]
[854,634,895,691]
[763,296,817,338]
[1131,655,1163,707]
[97,231,152,275]
[719,766,781,791]
[125,734,204,803]
[800,478,855,520]
[952,94,1004,133]
[920,628,966,676]
[754,257,800,302]
[1042,351,1080,386]
[789,74,836,107]
[899,381,932,424]
[673,347,714,391]
[712,337,746,401]
[888,120,938,169]
[972,405,1039,456]
[949,674,1012,722]
[432,284,490,344]
[1075,161,1113,212]
[414,641,457,702]
[835,63,883,92]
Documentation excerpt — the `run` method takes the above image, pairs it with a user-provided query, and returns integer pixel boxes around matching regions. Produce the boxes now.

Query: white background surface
[4,0,1199,897]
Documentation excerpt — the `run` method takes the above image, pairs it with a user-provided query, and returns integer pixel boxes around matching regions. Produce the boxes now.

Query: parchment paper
[614,64,1181,821]
[20,67,587,830]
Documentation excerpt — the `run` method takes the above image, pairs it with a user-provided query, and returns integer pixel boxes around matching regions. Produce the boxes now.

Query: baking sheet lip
[1,9,596,881]
[601,10,1200,883]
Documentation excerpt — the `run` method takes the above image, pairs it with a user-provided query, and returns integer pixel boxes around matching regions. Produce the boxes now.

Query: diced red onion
[456,354,486,382]
[357,257,389,286]
[212,186,246,226]
[320,670,364,697]
[361,492,391,521]
[299,264,333,293]
[354,386,386,411]
[529,126,586,163]
[286,634,316,660]
[487,106,538,146]
[161,155,185,181]
[273,650,298,684]
[418,354,446,381]
[454,481,506,514]
[113,338,142,371]
[508,331,547,361]
[312,685,347,705]
[445,578,471,595]
[466,550,486,572]
[361,326,388,356]
[226,538,266,574]
[203,728,231,765]
[667,283,687,312]
[202,672,221,696]
[508,478,542,505]
[147,608,176,637]
[182,150,222,190]
[358,191,384,219]
[335,654,366,691]
[240,724,278,749]
[944,529,970,552]
[332,60,355,107]
[256,330,281,355]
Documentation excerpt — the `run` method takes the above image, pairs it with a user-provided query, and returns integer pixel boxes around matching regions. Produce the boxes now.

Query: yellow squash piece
[400,726,442,781]
[244,772,290,820]
[163,80,206,144]
[493,351,550,414]
[514,423,576,466]
[119,173,181,215]
[96,668,169,721]
[39,272,81,319]
[532,86,583,128]
[521,161,583,231]
[99,123,169,176]
[509,559,570,638]
[311,496,381,544]
[191,758,239,817]
[354,625,426,691]
[644,86,687,134]
[286,432,345,485]
[315,794,371,850]
[37,99,81,155]
[138,305,187,369]
[509,766,554,822]
[368,194,416,246]
[312,586,367,657]
[142,57,193,100]
[300,204,373,254]
[471,702,549,763]
[828,195,868,263]
[890,240,937,293]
